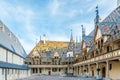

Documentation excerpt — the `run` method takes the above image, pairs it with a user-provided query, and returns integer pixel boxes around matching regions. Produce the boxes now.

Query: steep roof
[0,21,27,58]
[83,36,93,47]
[28,40,69,57]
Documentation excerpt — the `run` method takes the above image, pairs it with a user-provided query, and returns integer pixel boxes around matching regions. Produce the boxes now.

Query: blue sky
[0,0,117,53]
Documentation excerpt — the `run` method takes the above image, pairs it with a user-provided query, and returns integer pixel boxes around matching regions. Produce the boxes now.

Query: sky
[0,0,117,53]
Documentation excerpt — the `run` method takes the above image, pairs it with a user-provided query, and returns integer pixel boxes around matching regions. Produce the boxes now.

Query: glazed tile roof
[97,22,113,35]
[0,21,27,58]
[41,57,52,62]
[103,6,120,24]
[83,36,93,47]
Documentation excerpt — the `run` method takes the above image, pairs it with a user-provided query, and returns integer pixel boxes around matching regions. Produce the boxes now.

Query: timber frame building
[26,3,120,80]
[0,21,30,80]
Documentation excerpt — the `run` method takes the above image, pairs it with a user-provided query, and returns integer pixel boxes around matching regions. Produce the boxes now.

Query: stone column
[88,64,91,76]
[83,64,85,76]
[38,68,39,74]
[96,62,99,75]
[106,60,110,79]
[79,65,81,76]
[73,67,74,75]
[77,66,79,75]
[44,67,45,74]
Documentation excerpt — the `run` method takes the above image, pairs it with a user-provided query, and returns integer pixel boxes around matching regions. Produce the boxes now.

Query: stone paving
[17,75,96,80]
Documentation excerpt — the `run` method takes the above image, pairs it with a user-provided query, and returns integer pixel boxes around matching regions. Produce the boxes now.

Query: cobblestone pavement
[17,75,96,80]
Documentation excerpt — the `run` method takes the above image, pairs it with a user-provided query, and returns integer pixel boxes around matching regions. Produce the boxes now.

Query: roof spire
[94,5,99,26]
[79,36,81,42]
[70,29,73,42]
[76,36,78,43]
[68,29,74,52]
[76,36,78,48]
[40,35,41,42]
[81,25,85,39]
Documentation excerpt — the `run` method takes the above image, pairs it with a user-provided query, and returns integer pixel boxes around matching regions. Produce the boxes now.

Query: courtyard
[17,75,96,80]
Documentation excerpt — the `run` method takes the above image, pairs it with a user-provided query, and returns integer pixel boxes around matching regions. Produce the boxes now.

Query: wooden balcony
[74,48,120,66]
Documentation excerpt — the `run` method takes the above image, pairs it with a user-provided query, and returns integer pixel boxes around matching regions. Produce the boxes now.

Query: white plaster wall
[8,51,12,63]
[109,61,120,79]
[103,36,108,43]
[83,42,86,49]
[20,57,24,65]
[87,48,90,53]
[0,47,6,62]
[0,68,1,78]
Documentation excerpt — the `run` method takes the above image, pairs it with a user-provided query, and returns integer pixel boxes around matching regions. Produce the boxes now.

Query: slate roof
[0,61,29,70]
[0,21,27,58]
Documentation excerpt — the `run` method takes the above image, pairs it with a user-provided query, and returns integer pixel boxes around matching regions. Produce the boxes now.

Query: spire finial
[95,5,99,25]
[96,6,99,16]
[71,29,72,36]
[81,25,85,39]
[76,36,78,43]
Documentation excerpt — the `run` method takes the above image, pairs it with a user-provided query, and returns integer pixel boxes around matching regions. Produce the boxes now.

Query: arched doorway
[102,67,106,78]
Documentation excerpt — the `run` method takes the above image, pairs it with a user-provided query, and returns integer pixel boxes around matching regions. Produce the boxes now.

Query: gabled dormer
[81,40,86,50]
[94,25,102,41]
[81,36,93,55]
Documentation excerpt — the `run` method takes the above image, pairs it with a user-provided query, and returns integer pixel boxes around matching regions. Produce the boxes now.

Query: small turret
[43,34,46,44]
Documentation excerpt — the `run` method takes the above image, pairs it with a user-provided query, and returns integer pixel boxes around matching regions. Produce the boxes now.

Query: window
[12,69,13,74]
[39,68,41,73]
[98,41,100,49]
[8,69,9,75]
[101,39,103,47]
[109,64,112,70]
[52,68,57,72]
[107,46,109,52]
[59,68,61,72]
[15,69,17,74]
[0,25,4,31]
[2,68,4,75]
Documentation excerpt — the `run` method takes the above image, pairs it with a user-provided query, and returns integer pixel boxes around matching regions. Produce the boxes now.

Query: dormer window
[8,32,12,37]
[101,39,103,47]
[0,26,4,31]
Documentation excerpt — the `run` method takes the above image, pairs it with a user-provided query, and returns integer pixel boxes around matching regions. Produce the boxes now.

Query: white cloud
[0,0,117,54]
[67,9,83,18]
[0,1,38,53]
[49,0,60,15]
[19,38,35,54]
